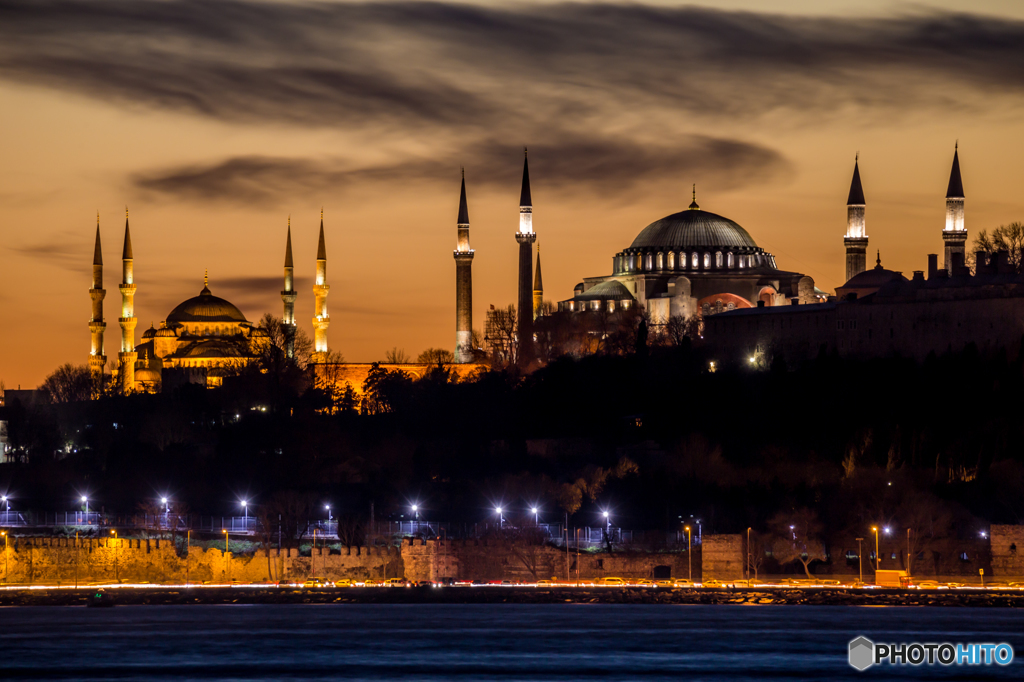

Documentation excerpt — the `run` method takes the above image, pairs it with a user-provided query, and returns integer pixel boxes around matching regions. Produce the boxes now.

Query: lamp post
[2,531,7,584]
[222,529,230,582]
[82,495,89,523]
[603,511,610,544]
[312,528,317,579]
[685,526,692,582]
[532,507,539,526]
[411,505,417,532]
[1,495,8,524]
[241,500,248,529]
[856,538,864,584]
[907,528,912,576]
[223,529,229,553]
[871,527,879,574]
[326,504,333,535]
[495,507,503,529]
[186,529,190,586]
[110,530,118,583]
[746,527,751,581]
[161,497,169,530]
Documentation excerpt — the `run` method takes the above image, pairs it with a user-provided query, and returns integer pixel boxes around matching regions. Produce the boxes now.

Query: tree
[40,364,93,404]
[384,347,409,364]
[416,348,454,365]
[769,509,827,579]
[973,222,1024,272]
[484,304,519,368]
[662,314,700,347]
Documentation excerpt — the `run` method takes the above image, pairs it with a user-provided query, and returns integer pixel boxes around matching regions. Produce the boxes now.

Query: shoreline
[3,585,1024,607]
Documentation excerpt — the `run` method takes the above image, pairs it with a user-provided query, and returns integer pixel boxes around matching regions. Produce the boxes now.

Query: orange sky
[3,1,1024,388]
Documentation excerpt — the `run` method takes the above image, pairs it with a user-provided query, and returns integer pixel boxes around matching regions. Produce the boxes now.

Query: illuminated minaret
[943,143,966,273]
[844,155,868,282]
[454,169,475,363]
[282,217,297,359]
[88,213,107,381]
[515,148,536,362]
[118,208,137,391]
[312,210,330,363]
[532,245,543,321]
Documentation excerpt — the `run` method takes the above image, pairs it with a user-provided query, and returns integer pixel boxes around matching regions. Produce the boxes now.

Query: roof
[93,222,103,266]
[458,171,469,225]
[520,150,532,207]
[575,280,635,301]
[122,212,133,260]
[848,159,865,205]
[947,146,964,199]
[166,285,248,324]
[317,215,326,260]
[175,339,249,359]
[629,208,759,250]
[284,223,293,268]
[534,248,543,290]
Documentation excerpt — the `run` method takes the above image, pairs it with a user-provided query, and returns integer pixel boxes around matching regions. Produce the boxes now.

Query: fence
[0,511,701,547]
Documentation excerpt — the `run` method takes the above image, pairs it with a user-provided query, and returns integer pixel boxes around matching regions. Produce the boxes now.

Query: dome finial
[876,250,881,268]
[688,183,700,210]
[204,269,209,287]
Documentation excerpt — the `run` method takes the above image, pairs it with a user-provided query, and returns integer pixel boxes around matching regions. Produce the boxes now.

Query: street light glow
[603,511,609,518]
[411,505,418,512]
[81,496,87,503]
[884,527,891,534]
[495,507,502,514]
[748,356,756,363]
[161,497,168,505]
[531,507,538,514]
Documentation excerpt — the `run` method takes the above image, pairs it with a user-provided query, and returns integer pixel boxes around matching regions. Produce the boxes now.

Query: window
[703,252,710,269]
[692,253,699,268]
[667,252,675,270]
[656,252,664,270]
[715,251,723,268]
[646,253,653,270]
[727,252,734,268]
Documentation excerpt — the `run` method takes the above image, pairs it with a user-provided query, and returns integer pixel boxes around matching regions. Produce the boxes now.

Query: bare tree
[416,348,454,364]
[662,314,701,347]
[769,509,827,579]
[384,347,410,364]
[484,304,518,368]
[40,364,93,404]
[973,222,1024,272]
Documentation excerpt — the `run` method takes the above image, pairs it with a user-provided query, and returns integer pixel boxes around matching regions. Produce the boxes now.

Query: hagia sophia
[86,143,1013,392]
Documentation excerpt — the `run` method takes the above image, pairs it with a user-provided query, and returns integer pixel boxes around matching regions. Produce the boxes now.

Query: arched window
[607,300,615,312]
[727,252,735,268]
[701,302,710,316]
[645,253,653,270]
[715,251,723,268]
[691,253,699,269]
[656,252,664,270]
[703,252,711,269]
[667,251,675,270]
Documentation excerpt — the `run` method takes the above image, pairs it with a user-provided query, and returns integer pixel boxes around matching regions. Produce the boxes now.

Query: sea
[1,604,1022,680]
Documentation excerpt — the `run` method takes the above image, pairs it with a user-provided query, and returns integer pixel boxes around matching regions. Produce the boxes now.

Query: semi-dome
[630,208,758,250]
[166,285,248,324]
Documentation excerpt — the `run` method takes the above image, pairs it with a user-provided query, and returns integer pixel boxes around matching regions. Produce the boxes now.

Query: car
[673,579,694,587]
[453,580,473,586]
[363,579,381,587]
[914,580,940,589]
[598,577,626,586]
[335,579,353,587]
[303,578,330,588]
[536,579,555,587]
[655,580,676,588]
[633,579,656,587]
[384,578,407,587]
[276,580,300,588]
[702,579,725,588]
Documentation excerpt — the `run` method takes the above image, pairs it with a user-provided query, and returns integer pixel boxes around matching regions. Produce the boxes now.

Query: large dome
[166,285,248,324]
[630,208,758,250]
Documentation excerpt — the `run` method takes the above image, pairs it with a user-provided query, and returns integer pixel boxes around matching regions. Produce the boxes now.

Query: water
[1,604,1022,680]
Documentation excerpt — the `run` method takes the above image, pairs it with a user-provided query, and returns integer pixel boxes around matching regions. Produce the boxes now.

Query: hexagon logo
[849,636,875,671]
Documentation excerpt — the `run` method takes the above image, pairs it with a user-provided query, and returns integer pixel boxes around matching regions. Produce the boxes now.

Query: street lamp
[223,529,229,553]
[110,530,118,583]
[241,500,248,521]
[532,507,539,525]
[856,538,864,584]
[495,507,503,528]
[2,531,7,584]
[746,527,752,581]
[326,504,333,523]
[872,527,880,574]
[685,526,692,582]
[82,496,89,517]
[411,504,418,521]
[907,528,912,576]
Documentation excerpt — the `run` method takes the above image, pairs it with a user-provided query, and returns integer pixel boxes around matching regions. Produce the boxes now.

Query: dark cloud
[2,1,1024,134]
[11,232,90,274]
[132,134,790,204]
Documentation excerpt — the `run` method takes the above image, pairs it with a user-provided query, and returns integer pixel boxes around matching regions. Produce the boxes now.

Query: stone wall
[991,525,1024,577]
[702,534,744,580]
[0,536,703,585]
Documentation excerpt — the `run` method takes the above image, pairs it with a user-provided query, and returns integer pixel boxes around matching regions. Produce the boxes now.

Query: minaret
[118,207,137,391]
[515,148,537,362]
[844,155,868,282]
[312,210,330,363]
[88,213,107,382]
[282,217,297,359]
[532,245,543,321]
[454,169,475,363]
[943,143,966,273]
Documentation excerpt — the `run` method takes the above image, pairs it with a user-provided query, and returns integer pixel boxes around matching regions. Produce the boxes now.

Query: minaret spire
[282,217,297,358]
[532,244,544,321]
[689,184,700,210]
[454,169,475,363]
[117,206,138,392]
[843,155,868,282]
[88,213,107,385]
[312,210,330,363]
[943,143,966,273]
[515,147,537,364]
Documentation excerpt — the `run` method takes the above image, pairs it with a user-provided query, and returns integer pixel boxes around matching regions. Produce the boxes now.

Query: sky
[3,0,1024,388]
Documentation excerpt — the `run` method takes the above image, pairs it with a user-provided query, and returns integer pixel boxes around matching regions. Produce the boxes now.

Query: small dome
[155,326,177,337]
[166,285,247,324]
[142,325,156,339]
[576,280,635,301]
[630,208,758,250]
[179,339,246,359]
[836,257,908,299]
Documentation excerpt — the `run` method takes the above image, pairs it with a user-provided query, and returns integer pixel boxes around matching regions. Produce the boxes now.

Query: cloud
[10,231,90,274]
[2,1,1024,136]
[132,134,790,204]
